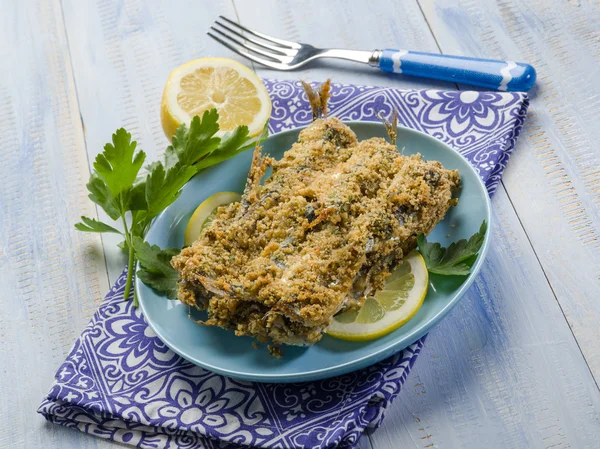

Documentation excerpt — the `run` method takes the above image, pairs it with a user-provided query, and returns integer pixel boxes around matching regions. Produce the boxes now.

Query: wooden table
[2,0,599,447]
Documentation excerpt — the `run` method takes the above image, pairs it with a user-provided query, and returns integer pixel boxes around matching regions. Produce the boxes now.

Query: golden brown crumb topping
[171,118,460,345]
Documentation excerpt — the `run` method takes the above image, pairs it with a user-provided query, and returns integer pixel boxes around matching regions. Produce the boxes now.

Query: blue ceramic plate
[137,122,492,383]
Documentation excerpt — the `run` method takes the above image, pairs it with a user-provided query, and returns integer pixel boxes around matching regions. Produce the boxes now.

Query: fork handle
[377,49,536,92]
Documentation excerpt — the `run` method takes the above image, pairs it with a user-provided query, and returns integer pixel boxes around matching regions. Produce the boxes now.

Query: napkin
[39,80,529,449]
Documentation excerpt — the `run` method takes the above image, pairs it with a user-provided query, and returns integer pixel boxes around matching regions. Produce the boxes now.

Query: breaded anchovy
[171,118,460,345]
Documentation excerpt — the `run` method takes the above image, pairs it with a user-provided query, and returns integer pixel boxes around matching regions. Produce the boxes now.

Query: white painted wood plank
[419,0,600,387]
[372,188,600,449]
[0,0,111,448]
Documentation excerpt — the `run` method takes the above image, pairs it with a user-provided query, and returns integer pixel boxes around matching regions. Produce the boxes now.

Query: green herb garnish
[417,220,487,276]
[131,237,180,299]
[76,109,266,305]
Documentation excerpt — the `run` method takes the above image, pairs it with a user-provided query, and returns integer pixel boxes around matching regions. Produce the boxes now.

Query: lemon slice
[327,250,428,341]
[184,191,241,246]
[161,57,272,140]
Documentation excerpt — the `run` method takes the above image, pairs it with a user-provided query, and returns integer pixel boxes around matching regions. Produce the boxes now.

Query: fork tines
[208,16,299,69]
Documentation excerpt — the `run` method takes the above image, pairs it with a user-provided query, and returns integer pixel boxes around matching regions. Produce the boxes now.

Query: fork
[208,16,536,92]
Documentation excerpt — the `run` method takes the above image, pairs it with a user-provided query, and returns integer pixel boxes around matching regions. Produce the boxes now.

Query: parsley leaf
[195,125,267,170]
[132,237,179,300]
[93,128,146,199]
[170,110,221,167]
[215,125,250,154]
[128,181,149,211]
[75,216,122,234]
[142,162,197,222]
[86,174,121,220]
[417,220,487,276]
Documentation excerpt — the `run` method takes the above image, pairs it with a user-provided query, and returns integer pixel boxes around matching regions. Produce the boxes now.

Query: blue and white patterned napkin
[39,80,529,449]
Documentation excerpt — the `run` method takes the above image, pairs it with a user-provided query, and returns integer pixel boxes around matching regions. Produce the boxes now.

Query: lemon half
[184,191,241,246]
[161,58,271,140]
[327,251,429,341]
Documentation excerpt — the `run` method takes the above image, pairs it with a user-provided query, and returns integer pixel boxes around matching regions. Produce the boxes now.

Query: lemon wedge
[161,57,272,140]
[327,250,428,341]
[184,191,241,246]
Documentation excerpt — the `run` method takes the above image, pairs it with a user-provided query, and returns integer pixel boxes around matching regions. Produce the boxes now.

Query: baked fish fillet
[171,118,460,345]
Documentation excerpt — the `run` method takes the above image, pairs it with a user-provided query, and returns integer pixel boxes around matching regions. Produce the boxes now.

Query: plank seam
[58,0,111,288]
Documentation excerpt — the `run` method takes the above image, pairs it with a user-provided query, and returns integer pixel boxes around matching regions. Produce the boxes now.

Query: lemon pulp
[161,58,271,140]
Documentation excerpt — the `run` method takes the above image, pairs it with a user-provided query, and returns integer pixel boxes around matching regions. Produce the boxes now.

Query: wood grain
[0,0,110,447]
[419,0,600,386]
[3,0,599,448]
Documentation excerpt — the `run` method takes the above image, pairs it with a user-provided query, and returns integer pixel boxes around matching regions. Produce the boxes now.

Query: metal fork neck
[368,50,382,67]
[317,49,381,66]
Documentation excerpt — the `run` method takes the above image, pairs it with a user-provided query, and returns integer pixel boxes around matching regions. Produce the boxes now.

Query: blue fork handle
[378,49,536,92]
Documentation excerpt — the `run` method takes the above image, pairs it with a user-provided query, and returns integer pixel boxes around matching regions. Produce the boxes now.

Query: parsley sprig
[76,109,266,305]
[417,220,487,276]
[131,237,180,300]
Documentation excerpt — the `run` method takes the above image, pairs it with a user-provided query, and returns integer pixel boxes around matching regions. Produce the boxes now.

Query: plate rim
[137,121,493,382]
